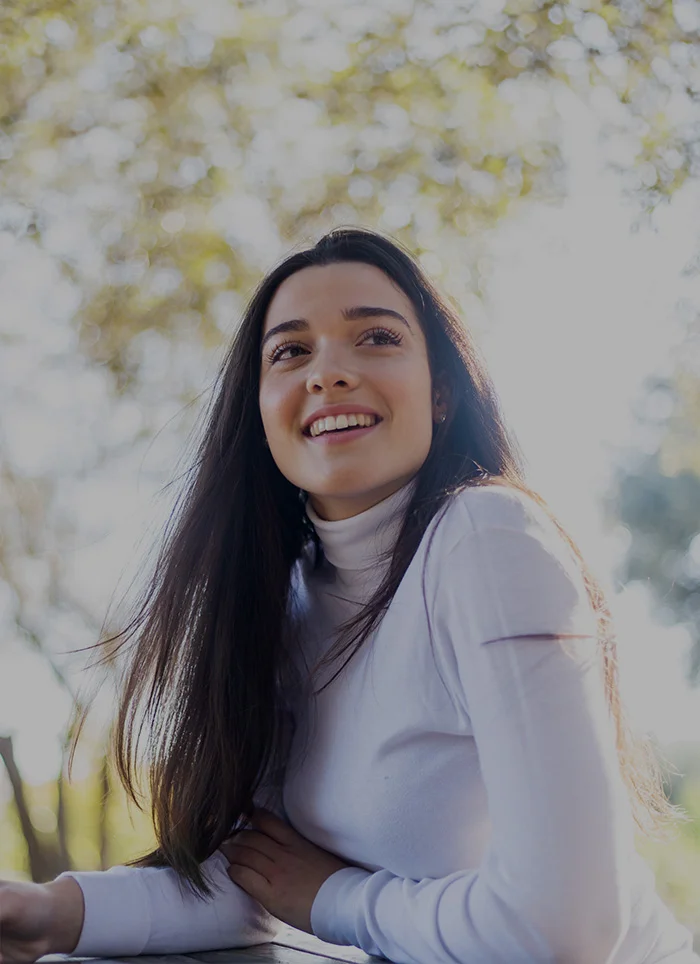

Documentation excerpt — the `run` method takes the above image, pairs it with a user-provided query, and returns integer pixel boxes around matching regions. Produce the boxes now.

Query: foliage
[635,770,700,949]
[0,0,697,389]
[605,376,700,683]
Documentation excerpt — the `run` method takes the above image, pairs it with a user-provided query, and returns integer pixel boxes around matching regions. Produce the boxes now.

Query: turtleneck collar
[305,478,417,574]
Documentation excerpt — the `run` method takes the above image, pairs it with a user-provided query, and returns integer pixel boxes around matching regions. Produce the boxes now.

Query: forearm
[311,856,625,964]
[44,877,85,955]
[54,851,282,957]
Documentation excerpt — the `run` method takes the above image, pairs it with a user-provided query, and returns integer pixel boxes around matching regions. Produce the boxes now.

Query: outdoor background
[3,0,700,949]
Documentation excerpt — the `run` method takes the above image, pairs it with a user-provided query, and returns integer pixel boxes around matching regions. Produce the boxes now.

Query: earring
[439,413,446,423]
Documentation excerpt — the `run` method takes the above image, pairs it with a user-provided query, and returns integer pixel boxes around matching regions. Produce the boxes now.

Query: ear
[432,372,451,423]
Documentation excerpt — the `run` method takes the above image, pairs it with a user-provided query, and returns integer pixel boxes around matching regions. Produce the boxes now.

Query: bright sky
[480,86,700,752]
[2,84,700,797]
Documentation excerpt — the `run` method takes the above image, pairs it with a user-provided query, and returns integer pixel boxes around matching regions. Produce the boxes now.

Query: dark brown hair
[69,226,687,898]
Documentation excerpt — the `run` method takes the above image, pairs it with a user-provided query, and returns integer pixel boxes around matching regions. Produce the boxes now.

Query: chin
[313,476,408,502]
[307,471,392,493]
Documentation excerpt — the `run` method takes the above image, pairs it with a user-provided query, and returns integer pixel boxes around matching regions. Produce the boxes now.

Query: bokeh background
[3,0,700,948]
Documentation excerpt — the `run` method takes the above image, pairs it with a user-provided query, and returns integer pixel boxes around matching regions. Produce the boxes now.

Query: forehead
[263,261,415,330]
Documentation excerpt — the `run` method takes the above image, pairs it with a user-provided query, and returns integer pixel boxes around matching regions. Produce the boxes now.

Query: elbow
[238,911,285,946]
[539,903,628,964]
[505,871,630,964]
[482,853,630,964]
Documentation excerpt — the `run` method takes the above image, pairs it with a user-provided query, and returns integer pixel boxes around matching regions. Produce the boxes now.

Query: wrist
[44,877,85,954]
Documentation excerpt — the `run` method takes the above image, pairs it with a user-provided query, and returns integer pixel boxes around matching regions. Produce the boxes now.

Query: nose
[305,346,360,394]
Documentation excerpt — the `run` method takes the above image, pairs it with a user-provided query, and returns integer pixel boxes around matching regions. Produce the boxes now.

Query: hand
[0,877,83,963]
[220,808,352,934]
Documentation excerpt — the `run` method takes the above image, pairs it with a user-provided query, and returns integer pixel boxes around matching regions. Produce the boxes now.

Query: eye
[359,327,403,347]
[265,326,403,365]
[266,341,309,364]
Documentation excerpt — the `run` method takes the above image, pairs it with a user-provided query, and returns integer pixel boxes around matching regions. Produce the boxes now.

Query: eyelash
[265,326,403,365]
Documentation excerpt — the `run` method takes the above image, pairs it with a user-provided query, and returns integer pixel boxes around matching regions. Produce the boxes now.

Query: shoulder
[433,481,557,555]
[426,481,599,643]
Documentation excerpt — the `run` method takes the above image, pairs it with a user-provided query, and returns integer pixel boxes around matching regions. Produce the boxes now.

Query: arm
[310,520,633,964]
[55,792,286,957]
[55,848,282,957]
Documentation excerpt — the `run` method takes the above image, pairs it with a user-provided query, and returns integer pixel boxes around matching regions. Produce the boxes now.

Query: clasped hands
[219,807,353,934]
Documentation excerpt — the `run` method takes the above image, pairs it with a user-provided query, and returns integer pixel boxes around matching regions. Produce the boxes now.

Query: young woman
[1,227,697,964]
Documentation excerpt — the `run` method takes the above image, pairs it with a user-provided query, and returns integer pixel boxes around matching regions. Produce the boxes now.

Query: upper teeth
[308,413,378,436]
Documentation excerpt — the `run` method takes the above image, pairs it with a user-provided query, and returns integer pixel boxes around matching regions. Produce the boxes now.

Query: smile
[304,414,382,444]
[307,413,380,437]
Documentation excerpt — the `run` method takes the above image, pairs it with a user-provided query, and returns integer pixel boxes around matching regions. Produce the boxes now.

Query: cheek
[258,379,297,437]
[390,368,433,426]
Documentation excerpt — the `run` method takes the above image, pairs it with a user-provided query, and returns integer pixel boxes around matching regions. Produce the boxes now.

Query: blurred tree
[605,333,700,687]
[0,735,65,880]
[97,750,111,870]
[0,0,697,388]
[1,0,700,875]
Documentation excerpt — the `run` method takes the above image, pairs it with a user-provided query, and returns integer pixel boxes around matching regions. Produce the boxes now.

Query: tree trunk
[98,751,110,870]
[0,734,51,881]
[56,766,72,871]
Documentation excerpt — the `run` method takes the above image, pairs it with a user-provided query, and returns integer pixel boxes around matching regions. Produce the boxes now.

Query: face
[258,261,445,521]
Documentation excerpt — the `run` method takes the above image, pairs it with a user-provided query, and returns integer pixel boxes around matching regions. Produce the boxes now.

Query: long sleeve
[310,511,635,964]
[56,788,286,957]
[56,850,282,957]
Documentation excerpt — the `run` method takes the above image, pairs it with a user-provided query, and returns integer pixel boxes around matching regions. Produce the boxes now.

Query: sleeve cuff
[55,868,151,958]
[310,866,372,946]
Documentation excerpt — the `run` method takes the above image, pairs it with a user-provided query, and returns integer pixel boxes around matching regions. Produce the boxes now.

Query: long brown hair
[69,226,688,898]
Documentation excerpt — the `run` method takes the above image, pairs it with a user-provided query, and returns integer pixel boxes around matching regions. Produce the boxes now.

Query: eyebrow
[260,305,411,352]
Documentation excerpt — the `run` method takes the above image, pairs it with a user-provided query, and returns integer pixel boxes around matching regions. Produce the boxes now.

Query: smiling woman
[1,227,697,964]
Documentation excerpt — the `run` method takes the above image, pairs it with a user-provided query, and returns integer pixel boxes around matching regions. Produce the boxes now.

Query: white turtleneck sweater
[58,480,698,964]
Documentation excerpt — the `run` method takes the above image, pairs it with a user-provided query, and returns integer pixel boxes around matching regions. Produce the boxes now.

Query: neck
[305,476,418,576]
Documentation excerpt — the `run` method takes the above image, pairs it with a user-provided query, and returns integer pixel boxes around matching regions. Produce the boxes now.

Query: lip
[301,404,382,436]
[306,421,380,445]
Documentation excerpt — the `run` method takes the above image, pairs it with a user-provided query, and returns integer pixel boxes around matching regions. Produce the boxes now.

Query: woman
[1,227,697,964]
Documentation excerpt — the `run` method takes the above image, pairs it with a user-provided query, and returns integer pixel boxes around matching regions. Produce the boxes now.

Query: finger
[222,842,274,881]
[222,829,280,859]
[227,861,270,897]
